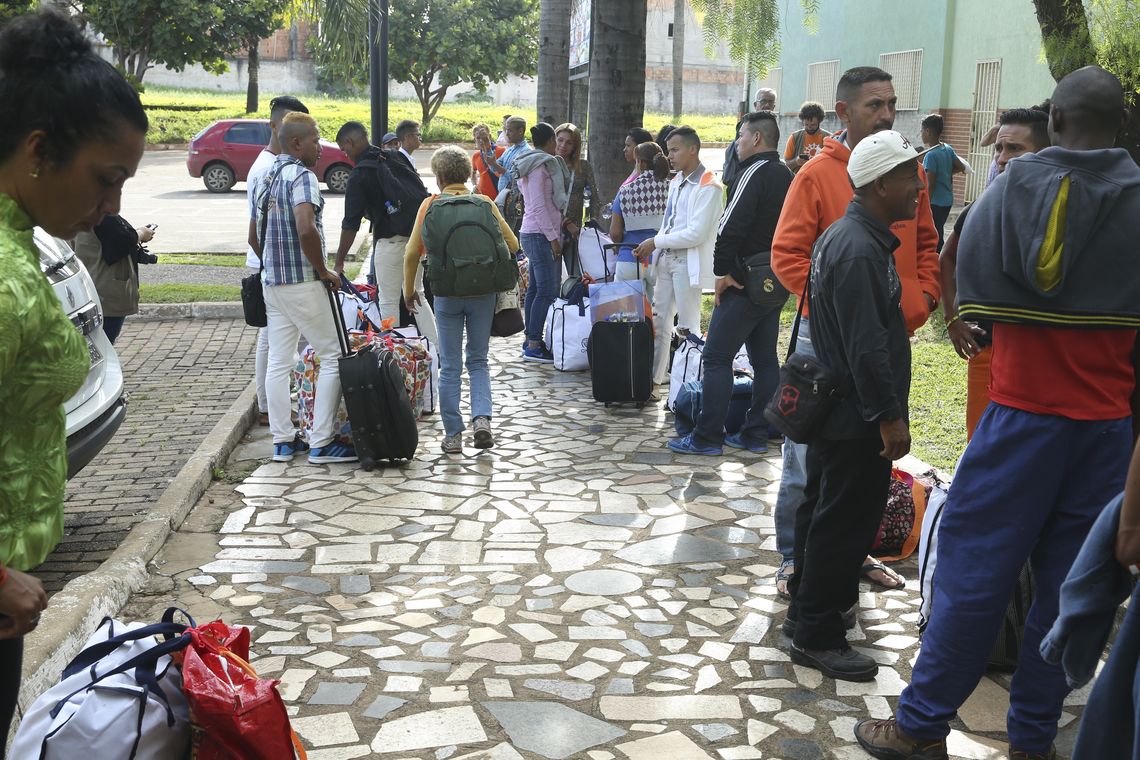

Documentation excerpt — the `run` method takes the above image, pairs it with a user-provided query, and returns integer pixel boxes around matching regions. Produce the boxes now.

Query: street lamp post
[369,0,389,142]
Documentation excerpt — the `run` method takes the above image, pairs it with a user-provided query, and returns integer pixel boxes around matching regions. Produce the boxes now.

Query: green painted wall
[771,0,950,112]
[769,0,1056,112]
[943,0,1057,108]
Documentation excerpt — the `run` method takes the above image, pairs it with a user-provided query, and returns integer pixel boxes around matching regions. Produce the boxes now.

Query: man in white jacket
[636,126,725,385]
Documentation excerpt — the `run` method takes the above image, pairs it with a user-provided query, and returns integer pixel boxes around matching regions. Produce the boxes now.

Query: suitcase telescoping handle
[327,284,352,358]
[603,242,642,279]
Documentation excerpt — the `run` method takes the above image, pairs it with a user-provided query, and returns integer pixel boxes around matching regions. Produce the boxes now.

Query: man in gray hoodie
[856,65,1140,760]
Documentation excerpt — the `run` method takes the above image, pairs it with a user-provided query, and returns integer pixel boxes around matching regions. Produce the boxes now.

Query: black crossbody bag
[241,164,288,328]
[740,251,790,308]
[763,276,840,443]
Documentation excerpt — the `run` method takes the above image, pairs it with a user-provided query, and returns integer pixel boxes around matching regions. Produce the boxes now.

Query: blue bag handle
[62,607,193,679]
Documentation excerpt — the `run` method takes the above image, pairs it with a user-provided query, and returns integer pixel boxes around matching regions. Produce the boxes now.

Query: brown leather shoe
[854,718,948,760]
[1009,747,1057,760]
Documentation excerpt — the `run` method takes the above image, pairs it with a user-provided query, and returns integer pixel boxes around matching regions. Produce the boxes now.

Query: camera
[133,245,158,265]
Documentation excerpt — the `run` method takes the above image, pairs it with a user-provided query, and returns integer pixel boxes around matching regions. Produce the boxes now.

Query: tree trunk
[672,0,685,121]
[246,42,260,114]
[1032,0,1096,81]
[588,0,647,207]
[537,0,571,126]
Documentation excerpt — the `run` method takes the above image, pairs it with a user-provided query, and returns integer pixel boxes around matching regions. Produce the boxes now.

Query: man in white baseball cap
[781,128,925,683]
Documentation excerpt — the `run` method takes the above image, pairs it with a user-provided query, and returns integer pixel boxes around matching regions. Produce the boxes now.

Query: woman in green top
[0,9,148,747]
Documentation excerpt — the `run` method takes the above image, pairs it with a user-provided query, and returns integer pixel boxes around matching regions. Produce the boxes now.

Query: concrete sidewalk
[120,339,1087,759]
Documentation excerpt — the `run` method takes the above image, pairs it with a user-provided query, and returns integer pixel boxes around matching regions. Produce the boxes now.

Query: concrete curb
[136,302,245,320]
[17,379,258,715]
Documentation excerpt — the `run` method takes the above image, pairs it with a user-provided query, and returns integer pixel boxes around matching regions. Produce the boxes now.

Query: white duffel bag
[545,297,592,371]
[11,609,192,760]
[668,334,706,410]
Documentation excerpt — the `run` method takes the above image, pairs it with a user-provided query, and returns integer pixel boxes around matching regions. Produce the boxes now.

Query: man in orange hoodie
[768,66,940,600]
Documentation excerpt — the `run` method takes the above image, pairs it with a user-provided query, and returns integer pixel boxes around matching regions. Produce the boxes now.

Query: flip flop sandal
[775,560,795,599]
[860,559,905,590]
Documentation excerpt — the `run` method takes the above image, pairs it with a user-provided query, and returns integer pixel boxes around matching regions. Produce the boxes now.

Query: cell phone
[145,223,158,230]
[799,153,810,161]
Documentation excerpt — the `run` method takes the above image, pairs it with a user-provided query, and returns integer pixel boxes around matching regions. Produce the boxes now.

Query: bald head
[1049,66,1128,148]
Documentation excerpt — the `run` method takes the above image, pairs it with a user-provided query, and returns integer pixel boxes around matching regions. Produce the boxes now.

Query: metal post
[369,0,390,142]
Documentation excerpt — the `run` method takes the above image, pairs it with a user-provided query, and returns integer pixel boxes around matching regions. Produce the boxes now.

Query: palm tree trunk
[588,0,647,206]
[246,42,260,114]
[672,0,685,121]
[537,0,571,126]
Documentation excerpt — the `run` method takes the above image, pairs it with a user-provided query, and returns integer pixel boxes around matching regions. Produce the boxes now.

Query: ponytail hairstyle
[636,142,670,181]
[0,9,148,166]
[530,122,556,150]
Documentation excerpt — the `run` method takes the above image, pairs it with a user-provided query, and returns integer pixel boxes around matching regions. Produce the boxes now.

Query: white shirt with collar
[400,147,416,168]
[653,163,725,288]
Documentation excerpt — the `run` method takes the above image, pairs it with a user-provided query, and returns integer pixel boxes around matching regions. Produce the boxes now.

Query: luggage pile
[11,608,307,759]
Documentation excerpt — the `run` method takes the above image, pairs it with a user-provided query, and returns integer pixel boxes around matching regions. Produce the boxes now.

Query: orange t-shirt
[988,323,1136,420]
[784,130,828,161]
[472,146,506,199]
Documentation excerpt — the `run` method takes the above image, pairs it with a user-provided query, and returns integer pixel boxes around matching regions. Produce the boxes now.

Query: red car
[187,119,354,194]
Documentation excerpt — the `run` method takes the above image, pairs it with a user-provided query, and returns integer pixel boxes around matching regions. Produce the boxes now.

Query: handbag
[763,278,840,443]
[241,163,287,328]
[181,620,307,760]
[741,252,790,308]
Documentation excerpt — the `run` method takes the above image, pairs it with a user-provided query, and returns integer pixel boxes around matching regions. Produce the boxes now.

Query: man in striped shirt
[250,112,357,465]
[668,111,792,455]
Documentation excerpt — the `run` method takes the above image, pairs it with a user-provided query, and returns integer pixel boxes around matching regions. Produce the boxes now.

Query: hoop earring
[30,166,41,179]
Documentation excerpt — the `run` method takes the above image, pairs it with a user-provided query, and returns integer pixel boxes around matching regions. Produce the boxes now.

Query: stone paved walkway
[44,318,257,594]
[123,339,1087,760]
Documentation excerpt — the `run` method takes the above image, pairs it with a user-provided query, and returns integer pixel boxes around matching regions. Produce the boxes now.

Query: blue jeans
[434,294,496,437]
[773,318,812,562]
[694,289,781,447]
[522,233,559,345]
[896,403,1131,752]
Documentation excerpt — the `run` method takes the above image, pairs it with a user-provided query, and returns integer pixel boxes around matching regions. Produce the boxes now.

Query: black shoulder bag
[763,274,841,443]
[241,164,286,328]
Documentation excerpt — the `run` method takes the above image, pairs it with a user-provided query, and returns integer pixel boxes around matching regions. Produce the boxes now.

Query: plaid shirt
[256,155,324,286]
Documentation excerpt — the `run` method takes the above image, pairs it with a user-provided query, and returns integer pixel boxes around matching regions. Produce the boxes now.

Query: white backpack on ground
[11,610,192,760]
[546,298,592,371]
[666,336,754,410]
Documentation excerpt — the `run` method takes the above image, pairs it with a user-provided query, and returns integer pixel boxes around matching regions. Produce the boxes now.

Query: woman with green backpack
[404,146,520,454]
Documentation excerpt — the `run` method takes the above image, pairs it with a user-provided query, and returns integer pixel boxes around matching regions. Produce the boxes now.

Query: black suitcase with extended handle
[587,320,654,408]
[328,286,418,470]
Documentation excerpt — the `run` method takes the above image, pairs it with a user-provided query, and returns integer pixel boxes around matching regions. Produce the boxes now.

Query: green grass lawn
[139,283,242,303]
[159,253,249,267]
[142,86,739,145]
[700,293,967,472]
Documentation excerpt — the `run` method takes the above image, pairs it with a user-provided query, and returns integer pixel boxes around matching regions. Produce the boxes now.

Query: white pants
[615,259,655,304]
[251,267,270,413]
[652,250,702,384]
[265,279,342,449]
[374,236,439,347]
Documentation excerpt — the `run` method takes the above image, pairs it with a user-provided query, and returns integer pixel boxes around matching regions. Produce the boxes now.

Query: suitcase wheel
[360,457,377,472]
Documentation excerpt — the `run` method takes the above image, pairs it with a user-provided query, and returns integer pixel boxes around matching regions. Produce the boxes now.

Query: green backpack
[421,194,519,298]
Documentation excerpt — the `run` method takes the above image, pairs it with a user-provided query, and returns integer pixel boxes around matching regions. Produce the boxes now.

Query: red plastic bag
[181,621,307,760]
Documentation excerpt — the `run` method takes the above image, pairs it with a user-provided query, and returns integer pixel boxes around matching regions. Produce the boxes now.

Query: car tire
[325,164,351,194]
[203,162,236,193]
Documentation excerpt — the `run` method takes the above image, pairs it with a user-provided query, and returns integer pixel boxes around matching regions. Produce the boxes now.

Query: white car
[36,229,127,479]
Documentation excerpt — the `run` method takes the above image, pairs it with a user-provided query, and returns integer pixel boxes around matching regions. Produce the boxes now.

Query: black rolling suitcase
[587,320,654,407]
[328,287,418,470]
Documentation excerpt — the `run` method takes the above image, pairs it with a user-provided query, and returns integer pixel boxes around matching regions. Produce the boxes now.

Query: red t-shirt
[989,323,1137,420]
[472,146,506,199]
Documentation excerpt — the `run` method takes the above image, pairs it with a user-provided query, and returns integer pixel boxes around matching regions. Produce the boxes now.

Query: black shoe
[790,643,878,682]
[782,604,858,638]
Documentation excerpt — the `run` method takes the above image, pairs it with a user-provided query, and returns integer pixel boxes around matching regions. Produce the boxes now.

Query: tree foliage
[688,0,817,79]
[396,0,539,127]
[84,0,234,83]
[0,0,36,26]
[305,0,538,128]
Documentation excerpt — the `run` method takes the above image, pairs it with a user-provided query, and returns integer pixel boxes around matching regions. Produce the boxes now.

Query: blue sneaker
[523,345,554,363]
[309,440,359,464]
[273,435,310,462]
[668,434,723,456]
[725,433,768,453]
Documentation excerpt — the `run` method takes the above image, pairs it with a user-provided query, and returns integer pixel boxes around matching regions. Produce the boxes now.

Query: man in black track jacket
[669,110,793,455]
